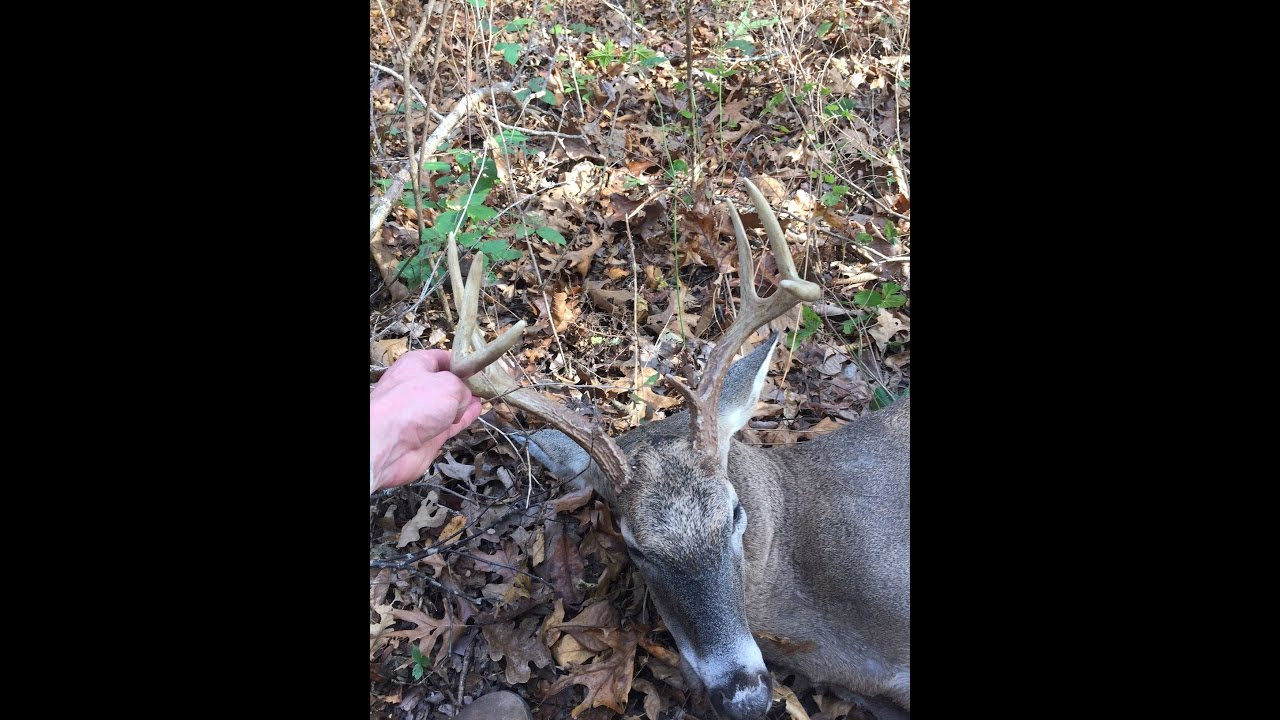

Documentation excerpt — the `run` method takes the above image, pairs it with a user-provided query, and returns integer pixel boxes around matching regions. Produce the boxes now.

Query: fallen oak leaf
[552,631,597,667]
[773,682,812,720]
[558,234,605,278]
[868,309,905,350]
[545,617,638,717]
[396,491,448,548]
[631,678,666,720]
[539,518,585,605]
[371,337,409,366]
[385,603,464,671]
[437,513,468,543]
[481,615,553,684]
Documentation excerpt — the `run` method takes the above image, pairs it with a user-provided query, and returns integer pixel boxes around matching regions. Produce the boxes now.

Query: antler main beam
[445,233,631,495]
[687,178,822,458]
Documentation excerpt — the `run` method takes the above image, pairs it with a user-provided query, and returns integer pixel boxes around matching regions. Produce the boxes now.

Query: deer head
[446,178,820,720]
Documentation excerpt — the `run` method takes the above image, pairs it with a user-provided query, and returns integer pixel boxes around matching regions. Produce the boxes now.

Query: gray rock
[454,691,532,720]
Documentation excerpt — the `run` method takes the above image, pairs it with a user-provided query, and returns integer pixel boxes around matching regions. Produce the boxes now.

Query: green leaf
[841,318,855,334]
[724,39,756,55]
[421,161,451,172]
[880,294,907,308]
[434,174,456,187]
[479,240,522,261]
[434,210,463,234]
[495,43,522,66]
[678,109,694,120]
[569,22,596,34]
[853,289,881,307]
[871,386,895,410]
[513,88,531,103]
[504,17,534,31]
[784,307,821,350]
[884,220,898,244]
[639,54,667,68]
[457,231,483,248]
[854,232,873,245]
[497,129,528,150]
[764,90,788,114]
[816,21,833,37]
[821,186,848,207]
[466,204,497,222]
[462,187,491,206]
[535,226,565,245]
[464,0,485,7]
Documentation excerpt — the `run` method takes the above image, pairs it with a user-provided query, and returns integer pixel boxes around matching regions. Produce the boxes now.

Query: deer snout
[708,668,773,720]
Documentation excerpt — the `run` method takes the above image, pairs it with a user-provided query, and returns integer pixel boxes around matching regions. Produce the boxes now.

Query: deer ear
[716,332,779,453]
[515,429,595,483]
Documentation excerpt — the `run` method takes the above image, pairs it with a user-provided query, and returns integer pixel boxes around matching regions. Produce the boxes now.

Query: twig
[372,63,584,142]
[370,63,446,121]
[402,2,436,302]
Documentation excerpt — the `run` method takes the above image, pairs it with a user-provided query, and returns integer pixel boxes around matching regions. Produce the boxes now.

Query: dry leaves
[396,491,449,548]
[370,0,909,714]
[482,616,554,684]
[545,601,638,717]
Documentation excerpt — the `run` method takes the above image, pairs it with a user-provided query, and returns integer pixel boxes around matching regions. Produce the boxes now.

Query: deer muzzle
[707,665,773,720]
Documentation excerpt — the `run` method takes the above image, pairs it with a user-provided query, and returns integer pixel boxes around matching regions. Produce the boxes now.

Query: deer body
[445,178,909,720]
[526,346,910,718]
[734,399,910,712]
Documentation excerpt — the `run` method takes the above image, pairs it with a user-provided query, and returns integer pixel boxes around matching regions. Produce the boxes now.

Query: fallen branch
[369,82,513,242]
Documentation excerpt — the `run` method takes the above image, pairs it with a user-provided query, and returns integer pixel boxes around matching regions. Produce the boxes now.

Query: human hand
[370,350,483,493]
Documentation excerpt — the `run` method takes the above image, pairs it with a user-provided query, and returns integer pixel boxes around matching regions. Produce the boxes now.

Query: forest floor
[369,1,909,718]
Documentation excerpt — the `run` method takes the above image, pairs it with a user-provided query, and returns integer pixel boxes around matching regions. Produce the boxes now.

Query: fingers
[451,381,476,423]
[379,349,454,386]
[457,396,483,428]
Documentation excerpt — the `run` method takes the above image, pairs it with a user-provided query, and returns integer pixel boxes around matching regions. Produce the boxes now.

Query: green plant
[884,220,898,245]
[396,154,521,288]
[785,306,821,350]
[821,185,850,207]
[410,644,431,681]
[494,42,522,66]
[764,90,789,114]
[871,385,909,411]
[853,282,907,310]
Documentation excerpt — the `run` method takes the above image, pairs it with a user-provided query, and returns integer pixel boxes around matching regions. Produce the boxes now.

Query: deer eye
[733,503,746,527]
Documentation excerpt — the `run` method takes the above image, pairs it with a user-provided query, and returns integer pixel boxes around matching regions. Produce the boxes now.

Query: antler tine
[684,177,822,458]
[444,233,632,496]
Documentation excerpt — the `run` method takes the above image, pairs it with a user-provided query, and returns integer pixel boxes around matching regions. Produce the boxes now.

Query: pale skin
[370,350,483,494]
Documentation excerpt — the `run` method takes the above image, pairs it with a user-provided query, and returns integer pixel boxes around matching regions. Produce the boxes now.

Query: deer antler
[445,233,631,495]
[678,178,822,459]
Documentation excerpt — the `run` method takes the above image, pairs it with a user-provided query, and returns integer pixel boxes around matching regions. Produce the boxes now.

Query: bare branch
[370,82,514,241]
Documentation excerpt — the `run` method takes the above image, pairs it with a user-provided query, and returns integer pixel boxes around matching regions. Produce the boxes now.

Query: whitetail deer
[444,178,909,720]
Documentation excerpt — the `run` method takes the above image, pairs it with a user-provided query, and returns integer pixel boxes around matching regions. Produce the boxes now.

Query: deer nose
[708,669,773,720]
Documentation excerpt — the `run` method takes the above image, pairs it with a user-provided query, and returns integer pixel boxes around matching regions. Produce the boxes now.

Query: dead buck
[445,178,910,720]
